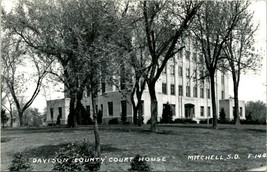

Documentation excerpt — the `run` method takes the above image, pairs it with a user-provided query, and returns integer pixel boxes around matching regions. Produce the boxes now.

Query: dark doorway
[185,104,195,118]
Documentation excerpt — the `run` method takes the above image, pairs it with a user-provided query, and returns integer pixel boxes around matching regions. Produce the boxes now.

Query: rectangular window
[186,86,190,97]
[186,50,190,60]
[179,66,183,77]
[200,87,204,98]
[179,85,183,96]
[186,68,190,78]
[208,107,211,117]
[193,86,198,98]
[171,84,175,95]
[162,83,167,94]
[240,107,243,117]
[207,88,210,99]
[108,102,113,116]
[221,91,225,100]
[200,106,204,117]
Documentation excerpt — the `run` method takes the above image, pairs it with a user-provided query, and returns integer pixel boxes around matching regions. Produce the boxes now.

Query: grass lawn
[1,124,266,171]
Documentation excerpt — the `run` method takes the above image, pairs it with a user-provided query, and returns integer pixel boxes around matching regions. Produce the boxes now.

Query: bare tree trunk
[148,82,158,132]
[68,95,77,128]
[210,74,218,129]
[233,82,240,125]
[91,92,100,157]
[18,110,23,127]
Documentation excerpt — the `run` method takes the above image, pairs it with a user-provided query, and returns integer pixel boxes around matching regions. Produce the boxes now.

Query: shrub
[108,118,118,125]
[53,142,101,171]
[219,108,226,121]
[129,154,151,171]
[9,152,32,171]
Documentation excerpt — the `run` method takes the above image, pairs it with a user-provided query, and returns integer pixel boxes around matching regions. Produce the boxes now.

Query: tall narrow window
[200,88,204,98]
[186,68,190,78]
[162,83,167,94]
[207,88,210,99]
[193,86,198,97]
[108,102,113,116]
[221,90,225,100]
[186,86,190,97]
[200,106,204,117]
[171,84,175,95]
[240,107,243,117]
[179,85,183,96]
[179,66,183,77]
[208,107,211,117]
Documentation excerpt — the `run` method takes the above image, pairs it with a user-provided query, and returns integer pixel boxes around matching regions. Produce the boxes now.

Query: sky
[1,0,267,113]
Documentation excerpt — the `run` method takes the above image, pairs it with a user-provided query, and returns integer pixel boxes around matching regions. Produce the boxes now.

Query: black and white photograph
[1,0,266,171]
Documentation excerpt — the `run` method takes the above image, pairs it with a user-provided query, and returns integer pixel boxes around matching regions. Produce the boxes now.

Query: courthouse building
[46,39,245,125]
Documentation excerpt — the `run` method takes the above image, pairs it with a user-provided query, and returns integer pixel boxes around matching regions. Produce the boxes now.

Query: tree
[222,1,262,125]
[141,1,203,132]
[1,35,52,126]
[2,0,119,157]
[1,109,9,128]
[191,1,251,129]
[245,101,266,123]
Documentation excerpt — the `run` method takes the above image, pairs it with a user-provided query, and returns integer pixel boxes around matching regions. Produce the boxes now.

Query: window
[193,86,198,97]
[102,83,105,93]
[170,65,175,75]
[186,50,190,60]
[186,68,190,78]
[171,84,175,95]
[108,102,113,116]
[186,86,190,97]
[208,107,211,117]
[221,90,225,100]
[200,106,204,117]
[207,88,210,99]
[179,85,183,96]
[178,66,183,77]
[200,87,204,98]
[162,83,167,94]
[240,107,243,117]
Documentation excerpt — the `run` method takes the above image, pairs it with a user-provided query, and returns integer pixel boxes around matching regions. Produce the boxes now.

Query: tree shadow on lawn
[21,143,127,159]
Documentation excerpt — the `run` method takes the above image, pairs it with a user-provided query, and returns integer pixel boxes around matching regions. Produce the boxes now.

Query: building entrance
[184,104,195,118]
